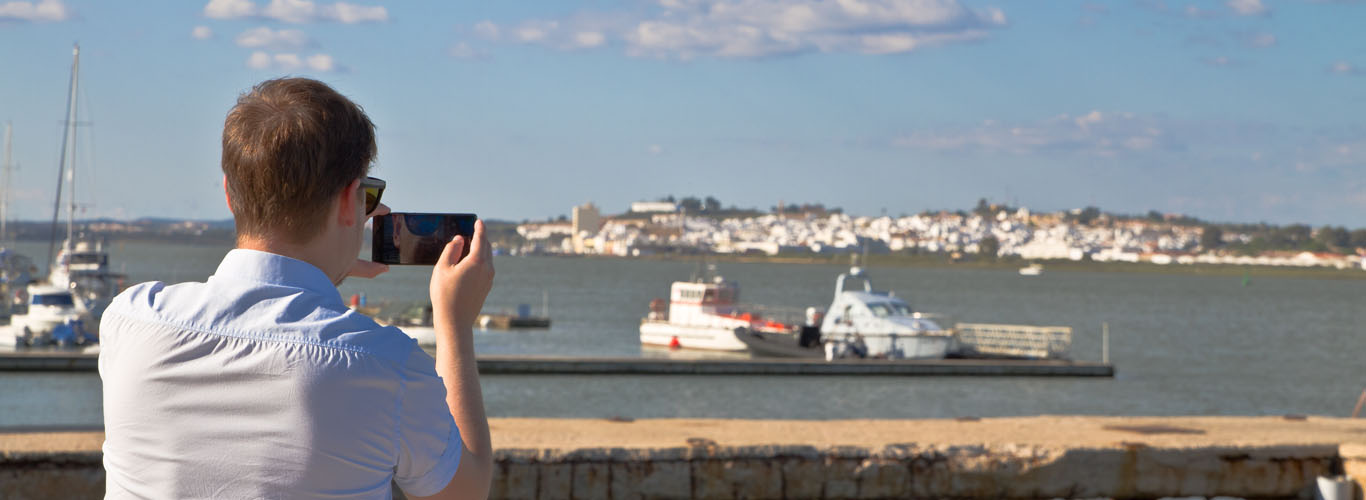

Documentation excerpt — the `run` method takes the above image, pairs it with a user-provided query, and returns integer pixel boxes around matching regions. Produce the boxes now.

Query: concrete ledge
[3,416,1362,499]
[0,352,1114,377]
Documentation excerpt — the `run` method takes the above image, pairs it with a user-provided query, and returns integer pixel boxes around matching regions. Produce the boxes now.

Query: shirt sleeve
[393,345,464,497]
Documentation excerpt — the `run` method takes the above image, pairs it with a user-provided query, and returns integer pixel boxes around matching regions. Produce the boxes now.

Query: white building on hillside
[630,201,678,213]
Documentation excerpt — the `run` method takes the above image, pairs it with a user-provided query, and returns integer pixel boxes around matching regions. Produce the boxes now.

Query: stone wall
[5,442,1358,499]
[483,443,1351,499]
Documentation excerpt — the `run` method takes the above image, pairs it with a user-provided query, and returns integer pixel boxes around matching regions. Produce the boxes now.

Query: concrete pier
[3,416,1363,499]
[0,352,1114,377]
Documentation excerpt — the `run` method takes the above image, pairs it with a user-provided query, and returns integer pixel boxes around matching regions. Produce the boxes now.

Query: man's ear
[223,175,232,213]
[337,178,362,227]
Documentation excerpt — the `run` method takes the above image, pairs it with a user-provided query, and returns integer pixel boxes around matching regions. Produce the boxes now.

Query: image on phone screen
[372,213,477,265]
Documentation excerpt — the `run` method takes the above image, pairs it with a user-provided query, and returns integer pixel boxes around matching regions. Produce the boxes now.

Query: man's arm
[413,221,495,500]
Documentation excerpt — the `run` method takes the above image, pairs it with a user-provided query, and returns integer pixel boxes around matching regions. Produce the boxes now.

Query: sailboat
[45,43,121,342]
[0,123,38,334]
[1,44,103,347]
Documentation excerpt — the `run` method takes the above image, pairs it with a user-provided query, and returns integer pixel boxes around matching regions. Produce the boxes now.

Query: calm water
[2,240,1364,428]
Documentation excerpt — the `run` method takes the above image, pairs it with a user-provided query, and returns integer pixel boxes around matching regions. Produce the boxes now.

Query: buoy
[669,336,681,349]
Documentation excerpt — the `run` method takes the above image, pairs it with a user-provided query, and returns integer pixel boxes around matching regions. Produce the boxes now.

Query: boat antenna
[47,43,80,270]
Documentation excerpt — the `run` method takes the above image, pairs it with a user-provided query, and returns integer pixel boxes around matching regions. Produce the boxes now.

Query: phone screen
[371,213,478,265]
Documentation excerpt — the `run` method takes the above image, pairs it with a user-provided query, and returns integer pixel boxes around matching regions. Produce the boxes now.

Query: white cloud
[648,144,664,155]
[306,53,334,71]
[262,0,316,23]
[205,0,255,19]
[1329,61,1363,76]
[1226,0,1266,15]
[447,42,488,60]
[0,0,70,22]
[204,0,386,23]
[192,25,214,40]
[573,31,607,48]
[1240,32,1276,48]
[235,26,311,50]
[894,110,1175,156]
[1183,5,1218,18]
[513,20,558,43]
[471,0,1007,59]
[245,51,342,72]
[326,1,385,23]
[273,53,303,69]
[246,51,272,69]
[473,20,501,40]
[1201,55,1236,67]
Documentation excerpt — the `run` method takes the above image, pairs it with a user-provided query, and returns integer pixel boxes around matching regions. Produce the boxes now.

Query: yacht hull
[826,333,953,360]
[639,321,747,351]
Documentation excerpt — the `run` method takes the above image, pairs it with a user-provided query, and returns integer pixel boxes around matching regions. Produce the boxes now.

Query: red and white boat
[639,275,794,351]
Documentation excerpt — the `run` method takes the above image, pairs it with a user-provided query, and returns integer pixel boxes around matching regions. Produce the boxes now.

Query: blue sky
[1,0,1364,226]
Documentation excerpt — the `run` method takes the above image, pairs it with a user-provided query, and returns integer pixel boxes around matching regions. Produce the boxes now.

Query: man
[99,78,493,499]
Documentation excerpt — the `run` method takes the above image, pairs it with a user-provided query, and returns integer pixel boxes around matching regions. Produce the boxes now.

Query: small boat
[740,266,953,360]
[478,313,550,329]
[639,272,795,352]
[1019,263,1044,276]
[734,308,824,358]
[0,285,93,347]
[374,303,438,345]
[49,237,125,334]
[373,299,553,346]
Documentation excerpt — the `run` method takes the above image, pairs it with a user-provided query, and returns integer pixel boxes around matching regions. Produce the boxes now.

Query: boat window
[71,254,105,265]
[703,289,715,302]
[718,289,734,303]
[890,303,914,315]
[867,303,893,317]
[33,294,74,306]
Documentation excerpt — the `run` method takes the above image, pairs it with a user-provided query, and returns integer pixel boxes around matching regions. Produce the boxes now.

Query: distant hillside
[5,219,236,245]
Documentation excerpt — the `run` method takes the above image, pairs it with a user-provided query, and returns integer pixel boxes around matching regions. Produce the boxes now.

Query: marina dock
[0,351,1113,377]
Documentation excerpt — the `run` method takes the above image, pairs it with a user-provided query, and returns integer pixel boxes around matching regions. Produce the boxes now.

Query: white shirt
[99,249,461,499]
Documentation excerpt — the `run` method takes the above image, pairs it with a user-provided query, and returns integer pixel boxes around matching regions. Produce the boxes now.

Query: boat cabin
[822,268,940,333]
[666,277,739,323]
[28,285,76,310]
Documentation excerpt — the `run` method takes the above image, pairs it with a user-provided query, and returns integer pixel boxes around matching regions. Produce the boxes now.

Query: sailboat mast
[2,121,12,243]
[47,43,79,269]
[68,84,77,251]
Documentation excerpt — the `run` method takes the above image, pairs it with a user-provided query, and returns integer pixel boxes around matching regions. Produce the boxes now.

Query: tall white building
[571,202,603,253]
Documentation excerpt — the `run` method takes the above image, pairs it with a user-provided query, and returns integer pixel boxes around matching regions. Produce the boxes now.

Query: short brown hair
[222,78,376,244]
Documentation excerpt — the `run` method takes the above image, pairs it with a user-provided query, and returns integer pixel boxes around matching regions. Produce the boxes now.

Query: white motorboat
[818,267,953,360]
[0,285,91,347]
[640,273,795,352]
[1019,263,1044,276]
[48,237,123,333]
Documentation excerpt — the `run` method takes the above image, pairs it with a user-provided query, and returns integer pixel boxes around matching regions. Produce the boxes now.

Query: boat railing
[953,323,1072,360]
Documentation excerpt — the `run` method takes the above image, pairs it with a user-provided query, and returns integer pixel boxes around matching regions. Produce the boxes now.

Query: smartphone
[371,213,478,265]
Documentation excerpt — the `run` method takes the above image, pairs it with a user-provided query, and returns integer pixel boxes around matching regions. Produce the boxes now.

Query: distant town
[10,198,1366,272]
[513,197,1366,271]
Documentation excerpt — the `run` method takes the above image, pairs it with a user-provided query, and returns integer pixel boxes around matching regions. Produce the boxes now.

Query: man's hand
[420,219,496,500]
[347,203,392,279]
[429,220,494,329]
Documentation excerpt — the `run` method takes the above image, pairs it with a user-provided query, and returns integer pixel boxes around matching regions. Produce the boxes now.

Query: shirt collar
[213,249,343,305]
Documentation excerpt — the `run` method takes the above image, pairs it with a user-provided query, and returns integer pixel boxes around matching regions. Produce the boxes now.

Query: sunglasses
[360,176,385,215]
